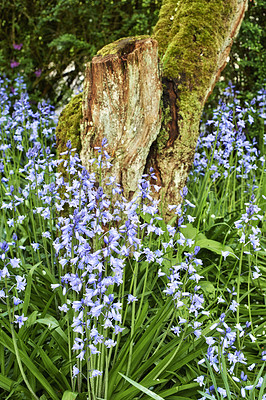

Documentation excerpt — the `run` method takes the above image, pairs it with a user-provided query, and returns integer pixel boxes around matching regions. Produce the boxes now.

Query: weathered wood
[80,37,162,198]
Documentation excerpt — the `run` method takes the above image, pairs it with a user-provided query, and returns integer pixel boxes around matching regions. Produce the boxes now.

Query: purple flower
[16,276,26,292]
[58,304,69,312]
[10,258,20,268]
[171,326,181,336]
[104,339,116,348]
[127,294,138,304]
[229,300,239,312]
[34,69,42,77]
[73,365,79,377]
[13,296,22,305]
[194,375,205,387]
[31,242,39,251]
[13,43,23,50]
[10,60,20,68]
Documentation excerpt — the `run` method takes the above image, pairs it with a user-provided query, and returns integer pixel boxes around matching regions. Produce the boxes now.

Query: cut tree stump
[80,37,162,198]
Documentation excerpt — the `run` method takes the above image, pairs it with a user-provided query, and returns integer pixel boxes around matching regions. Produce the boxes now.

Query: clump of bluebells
[194,83,265,181]
[188,83,266,399]
[0,75,56,330]
[0,75,265,400]
[50,141,216,386]
[191,83,266,220]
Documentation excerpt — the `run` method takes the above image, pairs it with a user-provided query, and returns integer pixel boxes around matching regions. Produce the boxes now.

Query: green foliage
[206,0,265,114]
[223,0,265,95]
[0,0,264,109]
[0,0,162,106]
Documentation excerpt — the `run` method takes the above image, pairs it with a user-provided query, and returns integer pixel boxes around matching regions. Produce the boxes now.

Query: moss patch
[151,0,238,159]
[55,93,83,218]
[153,0,235,106]
[96,35,150,58]
[56,92,83,164]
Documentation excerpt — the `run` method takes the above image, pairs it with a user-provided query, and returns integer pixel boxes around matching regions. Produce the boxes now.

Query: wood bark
[58,0,248,216]
[80,37,162,198]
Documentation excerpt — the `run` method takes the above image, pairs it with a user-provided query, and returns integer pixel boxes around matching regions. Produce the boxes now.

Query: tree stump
[80,37,162,198]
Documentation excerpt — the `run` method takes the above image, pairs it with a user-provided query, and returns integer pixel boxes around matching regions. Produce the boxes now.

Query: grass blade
[119,373,164,400]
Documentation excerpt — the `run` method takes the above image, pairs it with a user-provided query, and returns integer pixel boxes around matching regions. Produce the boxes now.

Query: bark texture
[80,37,162,198]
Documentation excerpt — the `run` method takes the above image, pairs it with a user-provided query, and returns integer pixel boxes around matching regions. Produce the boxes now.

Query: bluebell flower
[14,313,27,328]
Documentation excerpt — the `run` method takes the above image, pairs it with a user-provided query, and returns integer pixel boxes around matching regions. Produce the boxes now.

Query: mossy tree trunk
[150,0,248,212]
[56,0,248,214]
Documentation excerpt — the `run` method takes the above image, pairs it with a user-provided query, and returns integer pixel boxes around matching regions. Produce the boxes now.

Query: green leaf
[23,261,43,316]
[36,315,68,342]
[108,299,173,396]
[249,362,266,399]
[159,382,198,397]
[62,391,79,400]
[119,373,164,400]
[26,310,39,326]
[0,373,31,395]
[195,235,235,257]
[0,329,60,400]
[258,374,266,400]
[36,346,71,391]
[180,224,236,257]
[180,224,198,240]
[200,281,216,298]
[198,391,217,400]
[220,351,231,400]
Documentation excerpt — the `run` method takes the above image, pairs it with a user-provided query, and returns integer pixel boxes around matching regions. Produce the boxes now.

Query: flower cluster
[192,83,265,185]
[234,195,263,252]
[0,75,56,328]
[197,293,266,399]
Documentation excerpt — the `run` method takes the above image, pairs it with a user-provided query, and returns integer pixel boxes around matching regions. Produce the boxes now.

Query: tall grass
[0,76,265,400]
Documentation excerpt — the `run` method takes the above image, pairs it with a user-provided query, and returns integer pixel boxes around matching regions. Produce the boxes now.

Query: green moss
[153,0,235,105]
[97,35,150,57]
[55,93,83,218]
[56,92,83,162]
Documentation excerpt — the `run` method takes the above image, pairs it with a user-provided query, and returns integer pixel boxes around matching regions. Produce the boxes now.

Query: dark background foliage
[0,0,264,107]
[0,0,162,106]
[207,0,265,107]
[222,0,265,96]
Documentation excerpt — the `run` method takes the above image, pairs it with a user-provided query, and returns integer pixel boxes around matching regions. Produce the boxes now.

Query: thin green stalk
[236,243,244,347]
[5,279,39,400]
[104,352,109,400]
[126,261,138,376]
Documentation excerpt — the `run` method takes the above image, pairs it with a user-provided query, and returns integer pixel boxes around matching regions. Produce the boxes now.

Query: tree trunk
[150,0,248,212]
[56,0,248,215]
